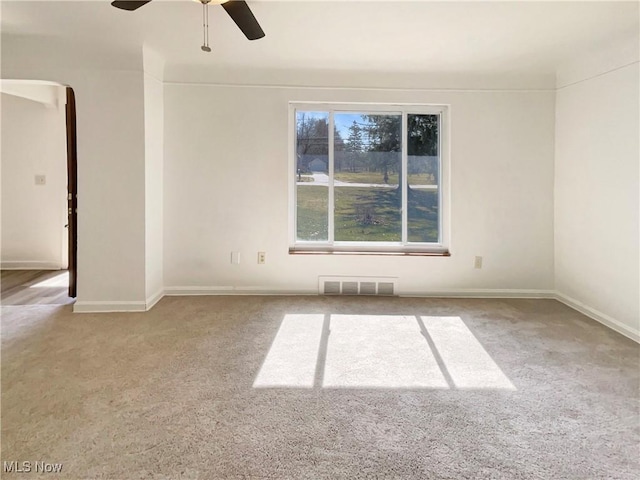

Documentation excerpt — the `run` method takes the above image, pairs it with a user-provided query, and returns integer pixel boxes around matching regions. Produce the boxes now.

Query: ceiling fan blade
[222,1,265,40]
[111,1,152,11]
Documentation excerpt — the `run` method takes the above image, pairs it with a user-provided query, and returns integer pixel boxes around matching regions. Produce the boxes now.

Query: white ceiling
[2,1,638,78]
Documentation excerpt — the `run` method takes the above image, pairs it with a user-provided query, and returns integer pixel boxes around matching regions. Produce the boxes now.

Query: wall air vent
[359,282,377,295]
[323,281,341,295]
[377,282,395,296]
[341,281,359,295]
[318,276,398,296]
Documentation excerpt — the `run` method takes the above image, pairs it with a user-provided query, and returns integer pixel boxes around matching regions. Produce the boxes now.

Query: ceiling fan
[111,0,265,52]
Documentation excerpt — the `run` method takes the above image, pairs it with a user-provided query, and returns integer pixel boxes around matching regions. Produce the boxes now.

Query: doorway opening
[0,80,77,305]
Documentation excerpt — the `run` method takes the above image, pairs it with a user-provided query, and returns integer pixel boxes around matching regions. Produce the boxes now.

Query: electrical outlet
[258,252,266,264]
[35,175,46,185]
[474,256,483,269]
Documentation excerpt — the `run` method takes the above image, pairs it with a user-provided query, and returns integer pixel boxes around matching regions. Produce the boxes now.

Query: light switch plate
[35,175,46,185]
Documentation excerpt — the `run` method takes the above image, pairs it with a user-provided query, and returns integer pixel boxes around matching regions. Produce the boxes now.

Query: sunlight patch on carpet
[323,314,448,388]
[421,316,516,390]
[253,314,324,388]
[254,314,516,390]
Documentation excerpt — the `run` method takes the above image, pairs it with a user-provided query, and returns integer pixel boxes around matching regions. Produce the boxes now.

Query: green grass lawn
[334,171,399,185]
[297,185,438,243]
[296,185,328,241]
[407,173,436,185]
[335,187,401,241]
[407,189,439,242]
[333,171,435,185]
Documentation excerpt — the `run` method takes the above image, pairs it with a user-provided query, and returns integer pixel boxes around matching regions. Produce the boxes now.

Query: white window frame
[289,102,450,255]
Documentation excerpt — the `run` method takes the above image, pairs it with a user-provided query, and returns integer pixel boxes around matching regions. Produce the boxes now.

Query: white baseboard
[145,289,165,310]
[74,291,165,313]
[73,286,314,313]
[164,286,318,296]
[1,261,62,270]
[400,288,555,299]
[164,286,554,298]
[554,291,639,343]
[73,301,147,313]
[71,286,640,344]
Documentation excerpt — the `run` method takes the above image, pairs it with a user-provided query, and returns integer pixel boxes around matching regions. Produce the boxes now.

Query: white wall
[4,28,635,342]
[163,84,556,295]
[1,91,68,270]
[555,35,640,339]
[2,36,148,310]
[143,48,165,306]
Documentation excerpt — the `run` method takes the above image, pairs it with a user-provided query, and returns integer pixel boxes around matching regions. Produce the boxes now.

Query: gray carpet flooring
[1,296,638,479]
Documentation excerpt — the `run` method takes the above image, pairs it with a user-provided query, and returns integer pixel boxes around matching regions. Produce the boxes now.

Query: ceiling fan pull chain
[201,2,211,52]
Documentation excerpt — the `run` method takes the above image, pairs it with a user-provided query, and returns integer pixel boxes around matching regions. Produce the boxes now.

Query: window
[290,103,449,254]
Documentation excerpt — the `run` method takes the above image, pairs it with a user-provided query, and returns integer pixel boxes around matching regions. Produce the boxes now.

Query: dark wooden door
[65,87,78,298]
